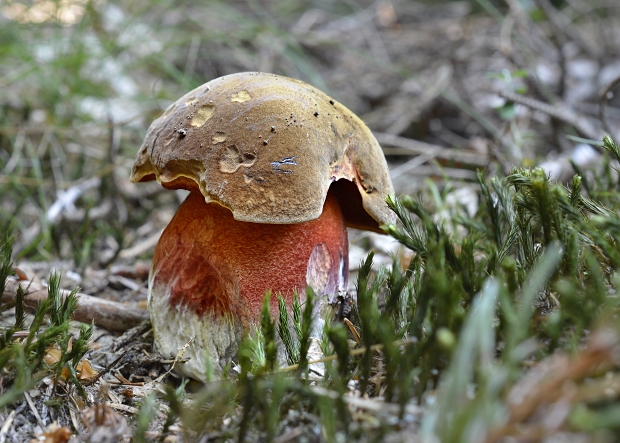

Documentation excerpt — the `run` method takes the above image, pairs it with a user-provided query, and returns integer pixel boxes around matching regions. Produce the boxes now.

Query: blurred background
[1,0,619,279]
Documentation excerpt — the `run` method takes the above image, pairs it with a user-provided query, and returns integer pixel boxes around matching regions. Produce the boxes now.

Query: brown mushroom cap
[131,72,395,230]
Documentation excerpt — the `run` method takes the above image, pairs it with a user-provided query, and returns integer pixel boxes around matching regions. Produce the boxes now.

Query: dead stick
[84,351,128,387]
[2,278,149,332]
[498,90,601,142]
[375,132,489,167]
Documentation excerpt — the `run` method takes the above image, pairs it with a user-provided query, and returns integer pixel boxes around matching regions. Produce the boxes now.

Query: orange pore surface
[151,189,348,321]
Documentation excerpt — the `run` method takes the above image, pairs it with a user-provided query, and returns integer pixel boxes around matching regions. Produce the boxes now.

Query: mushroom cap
[131,72,395,230]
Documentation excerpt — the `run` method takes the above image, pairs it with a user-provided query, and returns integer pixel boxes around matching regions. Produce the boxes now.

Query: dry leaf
[120,388,134,398]
[43,348,70,381]
[43,348,62,366]
[30,422,72,443]
[44,346,98,383]
[77,359,98,382]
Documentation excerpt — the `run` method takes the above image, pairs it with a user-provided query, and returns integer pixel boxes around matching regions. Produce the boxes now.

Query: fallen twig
[2,277,149,332]
[23,391,45,429]
[390,148,441,181]
[113,372,145,386]
[311,385,422,416]
[109,263,150,281]
[118,233,161,260]
[375,132,489,167]
[396,165,478,182]
[111,321,152,352]
[498,90,602,142]
[533,0,600,59]
[0,410,16,443]
[84,352,128,387]
[153,337,194,383]
[46,177,101,223]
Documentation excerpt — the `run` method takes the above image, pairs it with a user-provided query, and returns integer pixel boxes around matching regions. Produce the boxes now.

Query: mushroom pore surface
[151,188,348,322]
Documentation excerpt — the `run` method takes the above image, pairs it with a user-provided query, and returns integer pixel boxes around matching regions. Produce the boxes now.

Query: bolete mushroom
[131,72,395,380]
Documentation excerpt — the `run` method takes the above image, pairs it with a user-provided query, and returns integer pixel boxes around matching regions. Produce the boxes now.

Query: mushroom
[131,72,395,380]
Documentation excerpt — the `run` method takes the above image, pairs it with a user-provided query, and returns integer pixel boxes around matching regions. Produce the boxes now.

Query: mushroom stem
[149,189,348,376]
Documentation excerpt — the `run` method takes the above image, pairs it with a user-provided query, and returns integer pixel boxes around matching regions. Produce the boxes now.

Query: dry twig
[2,278,148,332]
[498,89,602,142]
[310,385,422,416]
[0,410,16,443]
[533,0,600,59]
[375,132,489,167]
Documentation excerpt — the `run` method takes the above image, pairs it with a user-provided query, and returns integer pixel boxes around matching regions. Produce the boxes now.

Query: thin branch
[2,277,149,332]
[311,385,423,416]
[46,177,101,223]
[83,352,128,387]
[499,90,602,143]
[533,0,601,60]
[375,132,489,167]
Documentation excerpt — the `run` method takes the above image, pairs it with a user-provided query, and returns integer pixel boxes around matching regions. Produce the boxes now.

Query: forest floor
[1,0,620,441]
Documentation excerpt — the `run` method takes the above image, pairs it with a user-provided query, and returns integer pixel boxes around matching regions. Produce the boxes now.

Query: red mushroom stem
[151,188,348,325]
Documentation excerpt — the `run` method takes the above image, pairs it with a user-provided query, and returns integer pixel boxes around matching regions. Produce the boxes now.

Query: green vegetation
[3,128,620,437]
[0,235,92,409]
[114,135,620,440]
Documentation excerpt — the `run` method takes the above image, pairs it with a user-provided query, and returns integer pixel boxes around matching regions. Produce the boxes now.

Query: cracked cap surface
[130,72,395,229]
